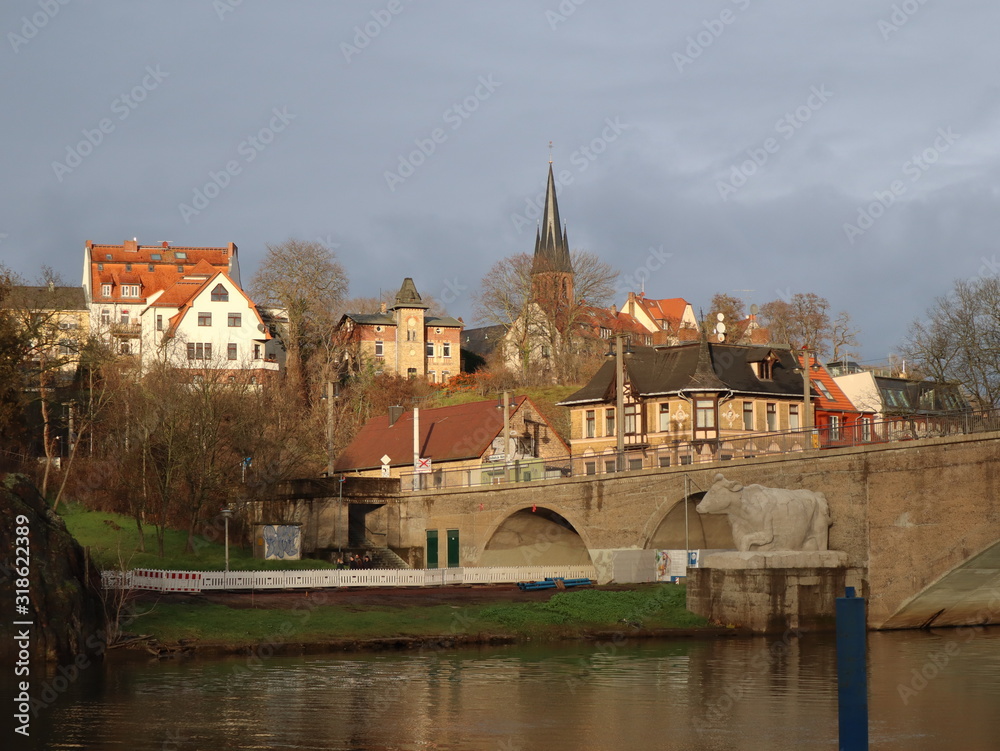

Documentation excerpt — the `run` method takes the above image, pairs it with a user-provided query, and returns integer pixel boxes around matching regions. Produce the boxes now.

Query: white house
[140,265,283,377]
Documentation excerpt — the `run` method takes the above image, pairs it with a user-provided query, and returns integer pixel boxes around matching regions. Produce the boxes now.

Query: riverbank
[119,583,744,658]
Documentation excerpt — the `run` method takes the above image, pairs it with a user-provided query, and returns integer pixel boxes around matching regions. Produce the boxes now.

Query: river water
[13,628,1000,750]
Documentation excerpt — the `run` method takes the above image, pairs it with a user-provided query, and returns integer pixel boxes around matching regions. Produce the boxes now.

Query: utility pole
[502,390,511,476]
[615,335,626,471]
[802,349,813,430]
[413,406,420,491]
[326,380,336,477]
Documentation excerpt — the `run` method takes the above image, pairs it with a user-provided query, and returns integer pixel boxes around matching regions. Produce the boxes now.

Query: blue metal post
[836,586,868,751]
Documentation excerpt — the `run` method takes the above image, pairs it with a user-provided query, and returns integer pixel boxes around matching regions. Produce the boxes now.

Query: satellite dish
[717,312,725,322]
[715,321,726,334]
[750,304,759,315]
[257,323,266,332]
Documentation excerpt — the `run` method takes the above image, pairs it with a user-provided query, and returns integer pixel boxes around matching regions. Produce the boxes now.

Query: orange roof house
[797,353,875,446]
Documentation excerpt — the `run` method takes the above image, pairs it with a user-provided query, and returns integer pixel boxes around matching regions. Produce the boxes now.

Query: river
[13,627,1000,750]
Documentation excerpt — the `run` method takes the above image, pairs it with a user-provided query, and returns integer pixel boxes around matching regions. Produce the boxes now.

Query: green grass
[131,584,708,645]
[60,502,335,572]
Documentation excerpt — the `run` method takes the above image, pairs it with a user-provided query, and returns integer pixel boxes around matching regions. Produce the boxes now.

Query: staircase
[357,539,410,569]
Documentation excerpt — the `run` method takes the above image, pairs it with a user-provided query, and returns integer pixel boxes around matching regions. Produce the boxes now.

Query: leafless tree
[759,293,833,356]
[250,239,349,396]
[830,310,861,362]
[903,276,1000,408]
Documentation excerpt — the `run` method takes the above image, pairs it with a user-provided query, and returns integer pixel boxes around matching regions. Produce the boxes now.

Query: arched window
[211,284,229,302]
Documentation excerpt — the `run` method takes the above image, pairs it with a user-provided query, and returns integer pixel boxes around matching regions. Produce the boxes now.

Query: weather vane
[548,140,553,164]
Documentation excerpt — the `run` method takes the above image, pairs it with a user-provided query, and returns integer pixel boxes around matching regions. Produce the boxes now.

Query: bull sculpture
[696,473,831,552]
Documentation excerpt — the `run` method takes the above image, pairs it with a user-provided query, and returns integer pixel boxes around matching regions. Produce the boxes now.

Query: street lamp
[221,507,234,575]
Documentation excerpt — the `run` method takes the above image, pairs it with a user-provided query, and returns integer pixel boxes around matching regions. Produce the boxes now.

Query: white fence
[102,565,599,593]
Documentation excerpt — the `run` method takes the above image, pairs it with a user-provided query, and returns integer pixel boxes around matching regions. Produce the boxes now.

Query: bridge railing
[101,564,600,593]
[398,408,1000,491]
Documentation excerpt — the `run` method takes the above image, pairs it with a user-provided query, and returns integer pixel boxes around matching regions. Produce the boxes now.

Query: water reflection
[15,628,1000,750]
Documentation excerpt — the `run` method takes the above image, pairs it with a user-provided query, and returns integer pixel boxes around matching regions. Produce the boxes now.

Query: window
[227,343,237,360]
[426,341,435,357]
[766,403,777,431]
[177,265,184,272]
[147,264,155,272]
[659,403,670,432]
[829,415,841,440]
[97,263,104,271]
[624,403,638,435]
[101,284,112,297]
[125,263,132,272]
[428,371,436,383]
[442,342,451,358]
[696,400,716,429]
[120,311,130,324]
[605,408,615,436]
[442,371,450,381]
[758,359,773,379]
[121,285,140,297]
[120,341,131,355]
[585,410,596,438]
[187,343,196,360]
[198,312,211,327]
[585,461,597,476]
[658,455,671,468]
[605,459,616,474]
[814,380,834,401]
[253,344,261,360]
[100,309,110,325]
[104,253,112,260]
[211,284,228,302]
[407,367,417,379]
[150,253,162,261]
[228,313,241,327]
[174,251,187,259]
[628,458,643,471]
[743,401,754,431]
[789,404,800,430]
[407,329,416,341]
[186,343,213,360]
[861,417,872,442]
[156,315,163,331]
[374,340,384,357]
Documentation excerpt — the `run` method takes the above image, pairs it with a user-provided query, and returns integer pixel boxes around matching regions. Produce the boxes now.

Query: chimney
[380,302,387,314]
[124,238,138,252]
[388,405,404,427]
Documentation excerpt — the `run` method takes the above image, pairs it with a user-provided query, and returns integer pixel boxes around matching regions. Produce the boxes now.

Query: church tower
[531,161,575,327]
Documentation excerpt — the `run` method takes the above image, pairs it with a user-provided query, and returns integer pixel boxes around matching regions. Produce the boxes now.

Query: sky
[2,1,999,364]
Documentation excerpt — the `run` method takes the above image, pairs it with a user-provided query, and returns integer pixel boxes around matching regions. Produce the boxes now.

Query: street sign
[381,465,391,478]
[381,454,391,465]
[415,457,432,474]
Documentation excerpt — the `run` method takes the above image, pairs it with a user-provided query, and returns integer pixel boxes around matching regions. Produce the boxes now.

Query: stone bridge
[266,431,1000,630]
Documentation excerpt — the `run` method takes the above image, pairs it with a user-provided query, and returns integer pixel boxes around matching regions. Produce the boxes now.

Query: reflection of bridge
[265,427,1000,630]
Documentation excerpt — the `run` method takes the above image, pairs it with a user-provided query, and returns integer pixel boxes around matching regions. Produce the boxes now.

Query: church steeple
[532,163,573,275]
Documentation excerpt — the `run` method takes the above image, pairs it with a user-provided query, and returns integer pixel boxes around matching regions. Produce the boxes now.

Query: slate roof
[461,324,506,357]
[335,396,533,471]
[560,342,806,405]
[532,163,573,275]
[3,286,87,311]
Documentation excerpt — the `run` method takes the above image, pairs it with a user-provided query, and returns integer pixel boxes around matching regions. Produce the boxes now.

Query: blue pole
[836,586,868,751]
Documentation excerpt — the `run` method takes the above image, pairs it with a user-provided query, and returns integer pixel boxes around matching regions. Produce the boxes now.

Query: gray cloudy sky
[3,0,999,362]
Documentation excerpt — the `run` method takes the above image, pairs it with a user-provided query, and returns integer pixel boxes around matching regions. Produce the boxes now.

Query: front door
[446,529,460,568]
[426,530,438,569]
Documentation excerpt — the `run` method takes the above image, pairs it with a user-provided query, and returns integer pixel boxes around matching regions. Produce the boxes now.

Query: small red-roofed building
[334,396,569,487]
[621,292,700,344]
[797,353,875,447]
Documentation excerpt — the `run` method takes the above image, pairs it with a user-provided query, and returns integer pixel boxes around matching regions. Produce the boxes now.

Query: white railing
[101,565,599,593]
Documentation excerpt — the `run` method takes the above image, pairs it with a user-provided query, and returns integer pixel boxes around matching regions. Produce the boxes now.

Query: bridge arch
[643,491,734,550]
[478,503,594,567]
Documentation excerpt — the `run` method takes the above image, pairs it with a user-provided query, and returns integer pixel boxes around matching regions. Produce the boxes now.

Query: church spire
[532,163,573,275]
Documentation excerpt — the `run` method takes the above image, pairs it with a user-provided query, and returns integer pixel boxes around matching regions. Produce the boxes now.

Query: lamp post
[221,507,233,575]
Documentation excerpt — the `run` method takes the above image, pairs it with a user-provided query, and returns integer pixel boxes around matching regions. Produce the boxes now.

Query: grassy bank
[131,584,709,648]
[60,502,335,572]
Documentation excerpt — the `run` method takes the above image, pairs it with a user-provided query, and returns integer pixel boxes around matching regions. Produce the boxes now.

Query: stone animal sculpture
[696,473,831,552]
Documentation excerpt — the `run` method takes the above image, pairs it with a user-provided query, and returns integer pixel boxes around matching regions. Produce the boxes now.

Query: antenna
[548,140,553,164]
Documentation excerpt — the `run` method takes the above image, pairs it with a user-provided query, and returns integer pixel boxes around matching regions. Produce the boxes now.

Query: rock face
[0,474,105,664]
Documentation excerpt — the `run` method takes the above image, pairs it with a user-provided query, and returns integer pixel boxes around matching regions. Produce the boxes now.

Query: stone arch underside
[479,507,591,566]
[646,492,735,550]
[880,538,1000,629]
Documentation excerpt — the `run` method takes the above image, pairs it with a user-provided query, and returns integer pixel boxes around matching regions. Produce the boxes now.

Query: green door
[426,530,438,569]
[446,529,460,568]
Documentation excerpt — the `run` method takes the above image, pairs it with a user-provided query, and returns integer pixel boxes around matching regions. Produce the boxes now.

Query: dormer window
[750,350,778,380]
[101,283,112,297]
[211,284,228,302]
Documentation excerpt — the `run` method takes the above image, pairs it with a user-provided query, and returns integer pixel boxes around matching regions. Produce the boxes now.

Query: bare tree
[708,293,746,328]
[474,250,619,378]
[759,293,833,356]
[830,310,861,362]
[903,276,1000,408]
[250,239,349,396]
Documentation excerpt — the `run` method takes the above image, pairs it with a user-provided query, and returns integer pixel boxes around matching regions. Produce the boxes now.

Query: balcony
[109,322,141,337]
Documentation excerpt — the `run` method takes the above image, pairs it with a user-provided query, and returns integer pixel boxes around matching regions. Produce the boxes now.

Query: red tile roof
[86,240,235,304]
[635,295,690,324]
[336,396,553,471]
[798,353,869,414]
